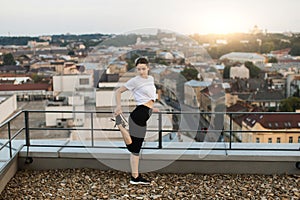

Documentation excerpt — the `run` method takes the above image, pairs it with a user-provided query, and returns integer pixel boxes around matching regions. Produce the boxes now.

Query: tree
[268,57,278,63]
[3,53,16,65]
[293,86,300,97]
[261,41,275,53]
[31,73,44,83]
[223,66,231,79]
[126,54,139,71]
[180,66,199,81]
[126,59,135,71]
[154,57,169,66]
[279,97,300,112]
[67,50,75,56]
[244,61,261,78]
[290,43,300,56]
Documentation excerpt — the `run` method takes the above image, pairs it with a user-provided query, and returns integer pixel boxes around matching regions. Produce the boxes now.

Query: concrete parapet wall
[16,141,300,175]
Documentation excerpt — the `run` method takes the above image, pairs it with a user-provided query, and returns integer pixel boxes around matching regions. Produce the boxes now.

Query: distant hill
[0,33,111,46]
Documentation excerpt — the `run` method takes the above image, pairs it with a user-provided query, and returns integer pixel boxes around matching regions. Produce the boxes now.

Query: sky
[1,0,300,36]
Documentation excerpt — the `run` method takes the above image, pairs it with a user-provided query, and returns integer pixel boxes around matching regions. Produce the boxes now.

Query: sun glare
[201,13,244,34]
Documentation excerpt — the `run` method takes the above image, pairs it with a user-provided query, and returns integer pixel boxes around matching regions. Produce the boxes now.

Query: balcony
[0,110,300,198]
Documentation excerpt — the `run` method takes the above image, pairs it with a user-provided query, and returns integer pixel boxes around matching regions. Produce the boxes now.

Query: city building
[286,74,300,97]
[53,74,93,93]
[238,90,285,111]
[230,64,250,79]
[184,80,211,107]
[45,95,85,127]
[224,101,252,142]
[106,61,128,75]
[0,95,17,123]
[27,41,49,48]
[242,112,300,143]
[199,83,226,122]
[96,82,135,108]
[0,83,52,101]
[220,52,266,65]
[0,65,27,74]
[52,74,94,103]
[270,48,291,60]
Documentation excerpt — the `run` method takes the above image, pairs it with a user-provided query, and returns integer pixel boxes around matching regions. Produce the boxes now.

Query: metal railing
[0,110,26,171]
[1,110,300,171]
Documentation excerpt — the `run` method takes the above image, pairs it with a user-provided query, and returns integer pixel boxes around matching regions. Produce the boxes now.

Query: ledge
[18,140,300,161]
[15,140,300,174]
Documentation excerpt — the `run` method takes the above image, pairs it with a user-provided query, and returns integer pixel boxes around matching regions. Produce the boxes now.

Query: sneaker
[111,114,128,128]
[130,175,151,185]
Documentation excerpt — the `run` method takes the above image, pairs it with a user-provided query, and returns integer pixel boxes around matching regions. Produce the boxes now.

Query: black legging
[126,105,152,155]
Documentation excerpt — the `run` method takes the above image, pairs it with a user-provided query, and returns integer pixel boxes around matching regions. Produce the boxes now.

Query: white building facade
[0,95,17,123]
[230,64,250,79]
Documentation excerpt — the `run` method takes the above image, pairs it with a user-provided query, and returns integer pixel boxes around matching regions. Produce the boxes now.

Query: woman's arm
[115,86,128,115]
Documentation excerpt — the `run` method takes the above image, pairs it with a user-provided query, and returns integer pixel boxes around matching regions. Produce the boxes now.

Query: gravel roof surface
[1,169,299,199]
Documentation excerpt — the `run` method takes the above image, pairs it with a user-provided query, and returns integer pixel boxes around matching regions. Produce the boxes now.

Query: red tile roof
[0,83,51,91]
[244,112,300,129]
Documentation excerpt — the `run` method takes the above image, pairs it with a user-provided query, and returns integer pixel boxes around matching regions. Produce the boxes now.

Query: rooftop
[244,113,300,129]
[220,52,265,60]
[0,109,299,199]
[1,169,299,199]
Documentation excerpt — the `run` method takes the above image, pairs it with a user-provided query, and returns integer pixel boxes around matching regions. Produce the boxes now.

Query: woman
[114,57,158,185]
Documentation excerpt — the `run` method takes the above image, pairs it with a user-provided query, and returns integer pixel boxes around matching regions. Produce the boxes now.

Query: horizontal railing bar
[27,128,191,133]
[28,127,300,134]
[25,144,300,151]
[0,128,25,151]
[11,127,25,140]
[156,147,300,151]
[25,109,300,115]
[29,127,119,131]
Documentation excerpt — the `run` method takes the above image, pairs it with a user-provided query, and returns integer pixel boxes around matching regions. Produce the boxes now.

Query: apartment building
[242,113,300,143]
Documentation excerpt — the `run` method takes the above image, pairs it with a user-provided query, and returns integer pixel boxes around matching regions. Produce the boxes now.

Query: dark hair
[135,57,149,66]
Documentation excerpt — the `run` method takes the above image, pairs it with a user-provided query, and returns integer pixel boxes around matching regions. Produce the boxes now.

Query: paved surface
[1,169,299,199]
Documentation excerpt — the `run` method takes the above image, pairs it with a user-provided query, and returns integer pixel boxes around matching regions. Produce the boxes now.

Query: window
[298,136,300,143]
[289,137,293,143]
[276,137,281,143]
[268,123,272,128]
[79,78,89,85]
[268,138,272,143]
[256,138,260,143]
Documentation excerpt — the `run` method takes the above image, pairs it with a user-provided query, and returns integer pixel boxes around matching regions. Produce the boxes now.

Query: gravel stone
[0,169,299,199]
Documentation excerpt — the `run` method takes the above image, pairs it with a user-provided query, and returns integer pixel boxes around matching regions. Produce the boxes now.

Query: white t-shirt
[124,75,156,105]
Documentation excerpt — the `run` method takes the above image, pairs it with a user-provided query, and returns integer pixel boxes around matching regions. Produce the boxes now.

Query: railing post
[229,113,232,150]
[91,112,94,147]
[8,122,12,158]
[24,110,30,147]
[158,112,162,149]
[24,110,33,164]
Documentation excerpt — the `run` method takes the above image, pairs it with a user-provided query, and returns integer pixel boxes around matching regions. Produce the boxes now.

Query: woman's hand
[152,107,160,112]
